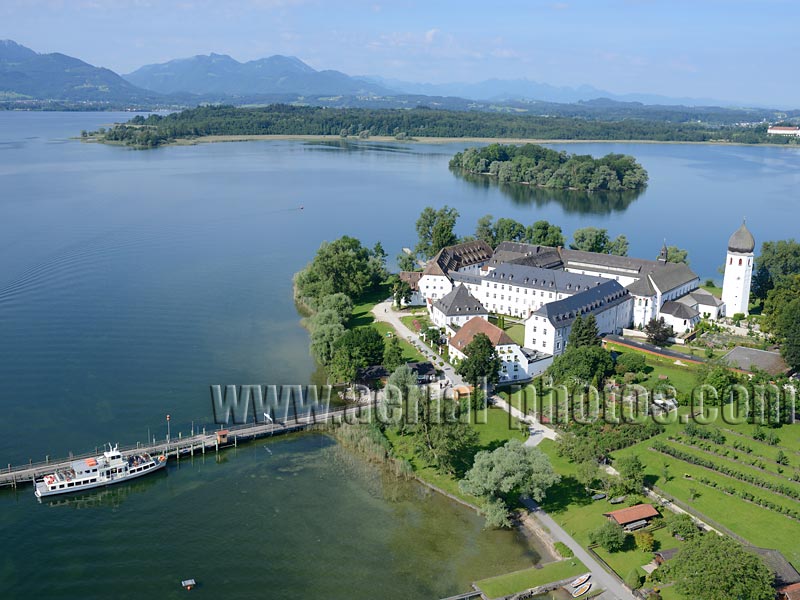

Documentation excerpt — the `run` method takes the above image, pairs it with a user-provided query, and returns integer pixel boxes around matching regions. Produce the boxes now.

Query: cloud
[424,28,440,44]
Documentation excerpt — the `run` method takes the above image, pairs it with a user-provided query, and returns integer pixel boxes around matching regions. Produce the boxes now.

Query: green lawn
[475,559,587,599]
[612,437,800,569]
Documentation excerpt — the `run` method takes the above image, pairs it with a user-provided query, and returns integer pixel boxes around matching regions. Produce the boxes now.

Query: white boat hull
[34,450,167,498]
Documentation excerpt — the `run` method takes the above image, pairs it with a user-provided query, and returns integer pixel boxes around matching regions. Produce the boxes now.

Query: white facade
[524,297,633,356]
[767,126,800,136]
[722,250,753,316]
[418,274,452,303]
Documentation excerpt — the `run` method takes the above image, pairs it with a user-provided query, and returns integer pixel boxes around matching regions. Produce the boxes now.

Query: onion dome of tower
[727,220,755,253]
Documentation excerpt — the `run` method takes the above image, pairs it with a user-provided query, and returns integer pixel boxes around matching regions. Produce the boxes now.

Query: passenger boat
[571,574,591,588]
[571,582,592,598]
[34,445,166,498]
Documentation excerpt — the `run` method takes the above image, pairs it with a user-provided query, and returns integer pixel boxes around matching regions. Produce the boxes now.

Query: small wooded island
[449,143,648,191]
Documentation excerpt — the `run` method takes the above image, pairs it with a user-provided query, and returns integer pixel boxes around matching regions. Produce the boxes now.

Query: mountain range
[0,39,159,103]
[0,39,788,114]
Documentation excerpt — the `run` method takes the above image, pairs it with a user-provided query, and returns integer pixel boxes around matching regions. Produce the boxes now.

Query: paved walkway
[521,497,637,600]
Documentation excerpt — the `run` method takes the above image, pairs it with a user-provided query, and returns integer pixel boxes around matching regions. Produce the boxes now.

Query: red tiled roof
[769,126,800,131]
[603,504,659,525]
[780,582,800,600]
[449,316,515,351]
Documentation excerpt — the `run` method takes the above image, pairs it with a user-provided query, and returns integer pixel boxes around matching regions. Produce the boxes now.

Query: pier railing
[1,404,366,488]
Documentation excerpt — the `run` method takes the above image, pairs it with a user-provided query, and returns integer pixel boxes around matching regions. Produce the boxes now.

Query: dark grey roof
[687,288,724,307]
[649,263,699,292]
[728,221,755,254]
[449,271,484,285]
[627,276,656,297]
[722,347,790,375]
[491,242,563,269]
[486,262,607,293]
[432,284,487,317]
[533,279,630,327]
[407,361,437,377]
[660,300,700,320]
[747,547,800,587]
[655,548,680,561]
[560,248,662,276]
[561,249,699,292]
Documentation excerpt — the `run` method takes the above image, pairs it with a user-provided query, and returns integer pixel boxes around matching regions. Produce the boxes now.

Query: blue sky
[2,0,798,106]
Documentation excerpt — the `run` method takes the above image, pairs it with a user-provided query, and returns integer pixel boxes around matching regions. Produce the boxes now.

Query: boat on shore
[34,445,166,498]
[571,574,591,588]
[571,582,592,598]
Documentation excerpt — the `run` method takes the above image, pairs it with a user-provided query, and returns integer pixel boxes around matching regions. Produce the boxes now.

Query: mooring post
[234,435,237,448]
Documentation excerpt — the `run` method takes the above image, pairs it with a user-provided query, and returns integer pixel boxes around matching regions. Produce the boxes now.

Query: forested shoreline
[449,143,648,191]
[90,104,794,148]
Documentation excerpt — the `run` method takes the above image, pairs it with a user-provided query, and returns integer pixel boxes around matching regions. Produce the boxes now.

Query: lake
[1,111,799,598]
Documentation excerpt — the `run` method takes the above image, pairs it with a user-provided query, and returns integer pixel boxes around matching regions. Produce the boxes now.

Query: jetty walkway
[0,405,365,489]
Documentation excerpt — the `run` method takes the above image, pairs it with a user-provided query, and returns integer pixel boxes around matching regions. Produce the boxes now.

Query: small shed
[604,503,660,528]
[654,548,679,565]
[216,430,229,444]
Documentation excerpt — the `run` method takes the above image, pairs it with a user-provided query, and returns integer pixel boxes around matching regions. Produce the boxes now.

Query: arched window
[739,258,743,266]
[729,257,733,265]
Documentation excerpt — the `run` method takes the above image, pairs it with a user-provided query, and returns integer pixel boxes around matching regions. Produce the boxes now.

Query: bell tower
[722,220,755,317]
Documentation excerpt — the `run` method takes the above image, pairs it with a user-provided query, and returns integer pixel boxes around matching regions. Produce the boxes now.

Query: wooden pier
[0,405,365,489]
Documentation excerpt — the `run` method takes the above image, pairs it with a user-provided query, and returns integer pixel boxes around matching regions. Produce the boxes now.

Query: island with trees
[449,143,648,191]
[88,103,796,148]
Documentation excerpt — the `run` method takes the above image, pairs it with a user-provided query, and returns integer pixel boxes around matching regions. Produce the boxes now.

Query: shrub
[590,520,627,552]
[634,530,655,552]
[625,568,643,590]
[554,541,574,558]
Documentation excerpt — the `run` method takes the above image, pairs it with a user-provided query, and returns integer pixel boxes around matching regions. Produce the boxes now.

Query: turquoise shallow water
[1,112,799,598]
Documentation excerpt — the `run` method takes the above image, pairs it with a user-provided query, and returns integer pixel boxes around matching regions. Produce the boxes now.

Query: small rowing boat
[571,574,591,588]
[571,582,591,598]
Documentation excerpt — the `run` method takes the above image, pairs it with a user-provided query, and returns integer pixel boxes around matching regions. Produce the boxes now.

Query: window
[739,258,743,266]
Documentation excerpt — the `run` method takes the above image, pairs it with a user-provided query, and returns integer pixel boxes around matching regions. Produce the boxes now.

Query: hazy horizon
[2,0,798,107]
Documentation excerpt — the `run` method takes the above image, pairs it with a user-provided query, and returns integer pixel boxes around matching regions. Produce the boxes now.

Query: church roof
[728,221,755,254]
[486,262,606,293]
[649,263,699,292]
[432,284,487,317]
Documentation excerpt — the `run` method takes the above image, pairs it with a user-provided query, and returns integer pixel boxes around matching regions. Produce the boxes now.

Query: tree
[406,391,477,475]
[607,234,629,257]
[615,352,647,375]
[644,317,673,346]
[625,569,643,590]
[665,512,698,539]
[329,327,385,382]
[294,236,384,303]
[383,336,404,372]
[456,333,502,390]
[317,293,353,323]
[634,530,654,552]
[670,534,774,600]
[475,214,496,246]
[590,520,627,552]
[778,299,800,370]
[459,439,560,527]
[392,279,413,307]
[615,454,645,493]
[525,220,565,247]
[494,217,525,244]
[703,366,740,405]
[571,227,610,253]
[752,239,800,301]
[576,460,602,490]
[309,322,345,365]
[568,314,600,349]
[661,245,689,265]
[396,252,417,272]
[762,274,800,333]
[386,364,420,429]
[415,206,459,259]
[546,345,614,386]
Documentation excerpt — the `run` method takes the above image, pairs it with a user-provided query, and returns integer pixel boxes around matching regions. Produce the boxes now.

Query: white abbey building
[398,222,753,381]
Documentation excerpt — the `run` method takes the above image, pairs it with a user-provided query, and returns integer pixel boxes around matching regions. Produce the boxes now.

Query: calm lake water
[1,111,799,598]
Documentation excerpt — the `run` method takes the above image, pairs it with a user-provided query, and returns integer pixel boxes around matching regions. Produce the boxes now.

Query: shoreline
[90,133,800,149]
